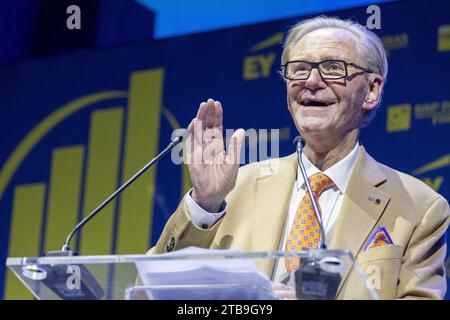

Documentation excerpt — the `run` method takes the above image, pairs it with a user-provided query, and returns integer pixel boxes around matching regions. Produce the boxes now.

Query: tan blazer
[150,146,450,299]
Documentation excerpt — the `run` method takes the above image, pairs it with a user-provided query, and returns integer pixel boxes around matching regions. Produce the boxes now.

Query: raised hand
[185,98,245,212]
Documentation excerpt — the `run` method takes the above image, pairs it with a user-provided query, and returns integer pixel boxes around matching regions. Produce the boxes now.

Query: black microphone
[292,135,326,250]
[39,133,186,299]
[59,132,186,254]
[292,135,341,300]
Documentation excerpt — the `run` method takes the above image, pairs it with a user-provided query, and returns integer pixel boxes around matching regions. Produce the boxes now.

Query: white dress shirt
[185,143,360,279]
[272,142,359,281]
[185,190,227,229]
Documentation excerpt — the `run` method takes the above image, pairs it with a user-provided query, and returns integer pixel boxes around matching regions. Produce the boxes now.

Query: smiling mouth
[300,99,335,107]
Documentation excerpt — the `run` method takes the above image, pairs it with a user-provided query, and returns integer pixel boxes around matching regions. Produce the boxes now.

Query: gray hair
[281,16,388,127]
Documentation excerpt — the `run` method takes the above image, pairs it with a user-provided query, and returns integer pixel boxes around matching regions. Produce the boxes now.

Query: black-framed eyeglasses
[281,60,373,80]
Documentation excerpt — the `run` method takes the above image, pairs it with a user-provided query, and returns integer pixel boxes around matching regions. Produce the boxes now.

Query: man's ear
[362,74,384,111]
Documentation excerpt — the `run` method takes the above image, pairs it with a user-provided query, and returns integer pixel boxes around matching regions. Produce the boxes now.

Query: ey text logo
[243,33,281,80]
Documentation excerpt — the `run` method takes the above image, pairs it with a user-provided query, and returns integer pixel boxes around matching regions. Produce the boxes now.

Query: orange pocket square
[364,226,393,251]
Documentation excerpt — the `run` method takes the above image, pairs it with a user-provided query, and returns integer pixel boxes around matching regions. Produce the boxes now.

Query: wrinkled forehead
[289,28,361,63]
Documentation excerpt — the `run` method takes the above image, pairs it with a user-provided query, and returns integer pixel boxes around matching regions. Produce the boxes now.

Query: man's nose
[304,68,327,90]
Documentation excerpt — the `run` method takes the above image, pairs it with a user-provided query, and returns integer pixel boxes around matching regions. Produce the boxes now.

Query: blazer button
[166,236,175,252]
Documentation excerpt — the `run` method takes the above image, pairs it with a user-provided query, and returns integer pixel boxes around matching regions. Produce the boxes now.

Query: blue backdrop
[0,0,449,299]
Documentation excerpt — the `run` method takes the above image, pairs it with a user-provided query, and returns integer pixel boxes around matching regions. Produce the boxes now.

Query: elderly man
[150,16,450,299]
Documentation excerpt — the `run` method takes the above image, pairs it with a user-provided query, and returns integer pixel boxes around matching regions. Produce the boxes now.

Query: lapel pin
[368,196,381,204]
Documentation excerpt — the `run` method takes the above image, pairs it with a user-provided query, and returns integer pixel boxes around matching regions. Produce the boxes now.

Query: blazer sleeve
[147,194,224,255]
[397,196,450,299]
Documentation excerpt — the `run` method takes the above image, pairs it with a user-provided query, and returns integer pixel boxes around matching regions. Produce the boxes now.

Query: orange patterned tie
[285,172,334,273]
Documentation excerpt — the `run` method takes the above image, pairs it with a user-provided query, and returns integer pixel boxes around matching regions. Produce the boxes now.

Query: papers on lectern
[134,246,276,300]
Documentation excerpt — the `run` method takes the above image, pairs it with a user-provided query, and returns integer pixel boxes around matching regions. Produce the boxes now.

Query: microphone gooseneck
[59,134,185,253]
[293,135,327,250]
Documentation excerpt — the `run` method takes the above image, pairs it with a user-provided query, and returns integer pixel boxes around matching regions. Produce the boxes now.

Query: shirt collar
[297,142,359,193]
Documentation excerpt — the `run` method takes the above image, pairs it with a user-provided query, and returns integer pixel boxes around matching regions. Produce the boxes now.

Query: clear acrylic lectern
[6,248,379,300]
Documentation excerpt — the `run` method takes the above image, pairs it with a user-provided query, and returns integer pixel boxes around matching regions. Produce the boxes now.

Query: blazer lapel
[251,154,297,275]
[329,146,391,296]
[249,147,391,282]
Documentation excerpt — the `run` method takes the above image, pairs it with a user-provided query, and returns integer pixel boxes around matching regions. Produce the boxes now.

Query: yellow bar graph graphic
[117,69,164,254]
[80,107,124,255]
[4,67,169,298]
[5,183,46,300]
[44,146,85,253]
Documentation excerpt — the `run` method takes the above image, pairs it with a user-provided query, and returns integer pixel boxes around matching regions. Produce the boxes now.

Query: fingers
[187,118,203,145]
[203,127,225,164]
[271,282,296,300]
[196,99,223,129]
[271,282,292,290]
[205,100,215,128]
[186,119,224,165]
[226,128,245,165]
[190,98,245,165]
[214,100,223,128]
[186,118,203,164]
[196,101,207,122]
[188,121,223,150]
